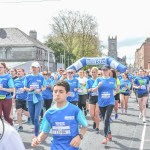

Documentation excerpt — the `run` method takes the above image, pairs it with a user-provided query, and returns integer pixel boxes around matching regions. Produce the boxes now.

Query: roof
[5,62,27,69]
[0,28,53,53]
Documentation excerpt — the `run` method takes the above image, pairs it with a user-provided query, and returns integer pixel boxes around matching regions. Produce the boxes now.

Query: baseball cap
[101,65,110,70]
[31,61,40,68]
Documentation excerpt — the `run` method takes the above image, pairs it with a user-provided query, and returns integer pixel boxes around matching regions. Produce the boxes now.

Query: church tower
[108,36,117,59]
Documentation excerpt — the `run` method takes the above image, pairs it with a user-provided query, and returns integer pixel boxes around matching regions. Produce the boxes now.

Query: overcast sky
[0,0,150,64]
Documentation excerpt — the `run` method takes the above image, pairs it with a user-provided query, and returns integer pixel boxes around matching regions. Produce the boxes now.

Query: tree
[45,37,75,68]
[50,10,101,61]
[51,11,79,53]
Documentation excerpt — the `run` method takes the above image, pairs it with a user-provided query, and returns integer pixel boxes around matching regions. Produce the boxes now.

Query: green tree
[50,10,101,61]
[45,38,75,68]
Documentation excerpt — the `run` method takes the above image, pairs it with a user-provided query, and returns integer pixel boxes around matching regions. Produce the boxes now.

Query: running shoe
[27,117,32,124]
[93,122,96,129]
[95,128,100,134]
[108,133,112,141]
[125,110,127,115]
[109,117,113,123]
[121,109,124,114]
[17,126,23,132]
[143,117,146,123]
[101,137,108,144]
[115,113,118,120]
[139,113,142,119]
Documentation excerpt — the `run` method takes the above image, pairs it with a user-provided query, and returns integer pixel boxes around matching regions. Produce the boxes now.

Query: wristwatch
[78,134,83,140]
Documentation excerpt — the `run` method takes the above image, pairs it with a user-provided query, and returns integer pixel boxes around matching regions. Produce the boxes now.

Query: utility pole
[64,49,65,68]
[61,55,64,68]
[68,55,69,67]
[48,51,49,72]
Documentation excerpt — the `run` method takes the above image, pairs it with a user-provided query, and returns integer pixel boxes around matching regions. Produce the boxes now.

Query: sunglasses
[67,72,73,74]
[43,74,48,75]
[98,74,102,75]
[63,74,67,75]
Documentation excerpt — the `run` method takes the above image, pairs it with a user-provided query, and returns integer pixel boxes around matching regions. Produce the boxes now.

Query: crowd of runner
[0,61,149,149]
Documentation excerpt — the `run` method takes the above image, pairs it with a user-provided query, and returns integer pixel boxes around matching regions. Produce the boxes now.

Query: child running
[31,80,87,150]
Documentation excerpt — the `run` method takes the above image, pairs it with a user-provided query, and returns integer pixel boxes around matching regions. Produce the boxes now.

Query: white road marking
[140,123,147,150]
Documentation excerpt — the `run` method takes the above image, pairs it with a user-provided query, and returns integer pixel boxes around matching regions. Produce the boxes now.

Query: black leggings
[41,100,52,118]
[99,105,114,137]
[78,95,87,112]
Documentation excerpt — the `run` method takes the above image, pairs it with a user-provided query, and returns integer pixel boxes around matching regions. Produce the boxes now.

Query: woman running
[77,70,88,116]
[120,73,131,114]
[0,62,15,125]
[133,69,149,123]
[65,69,80,106]
[110,69,120,120]
[41,71,53,120]
[24,61,46,137]
[86,67,100,133]
[93,65,116,144]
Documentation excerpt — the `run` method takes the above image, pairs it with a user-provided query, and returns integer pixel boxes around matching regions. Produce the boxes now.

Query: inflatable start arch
[67,56,127,73]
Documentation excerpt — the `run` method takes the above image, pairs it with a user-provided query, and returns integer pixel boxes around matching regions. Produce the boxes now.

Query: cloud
[117,37,146,48]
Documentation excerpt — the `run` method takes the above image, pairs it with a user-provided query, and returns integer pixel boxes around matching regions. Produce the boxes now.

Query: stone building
[134,38,150,70]
[0,28,55,73]
[108,36,126,66]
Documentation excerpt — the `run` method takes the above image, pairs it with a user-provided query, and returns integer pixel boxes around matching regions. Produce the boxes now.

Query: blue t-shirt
[117,74,122,81]
[86,78,98,96]
[93,77,116,107]
[134,76,149,94]
[14,77,27,100]
[128,73,133,83]
[54,74,62,82]
[65,78,80,102]
[120,79,131,94]
[0,74,14,100]
[42,79,53,100]
[24,74,46,102]
[41,102,87,150]
[49,76,54,81]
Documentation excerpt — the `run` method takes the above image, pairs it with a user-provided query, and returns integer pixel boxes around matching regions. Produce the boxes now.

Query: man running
[14,68,30,131]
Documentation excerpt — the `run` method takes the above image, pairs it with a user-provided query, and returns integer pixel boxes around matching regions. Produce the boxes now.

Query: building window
[0,48,3,59]
[5,47,12,59]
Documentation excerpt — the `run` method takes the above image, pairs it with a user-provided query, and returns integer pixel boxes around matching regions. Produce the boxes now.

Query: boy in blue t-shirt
[31,81,87,150]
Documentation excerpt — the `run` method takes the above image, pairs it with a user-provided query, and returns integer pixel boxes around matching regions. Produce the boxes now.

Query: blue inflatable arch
[67,56,127,73]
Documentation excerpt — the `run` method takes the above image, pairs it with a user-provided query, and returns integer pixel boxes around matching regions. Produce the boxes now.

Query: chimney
[29,30,37,40]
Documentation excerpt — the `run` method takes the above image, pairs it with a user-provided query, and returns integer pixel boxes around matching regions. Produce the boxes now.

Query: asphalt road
[15,94,150,150]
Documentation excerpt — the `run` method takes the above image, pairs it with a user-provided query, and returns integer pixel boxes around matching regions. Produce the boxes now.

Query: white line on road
[140,123,147,150]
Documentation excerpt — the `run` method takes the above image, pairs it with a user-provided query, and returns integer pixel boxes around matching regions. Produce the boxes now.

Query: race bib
[91,92,98,96]
[52,126,71,136]
[141,85,146,89]
[30,83,39,89]
[69,92,75,97]
[78,88,83,93]
[122,87,127,91]
[101,92,110,99]
[16,88,24,94]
